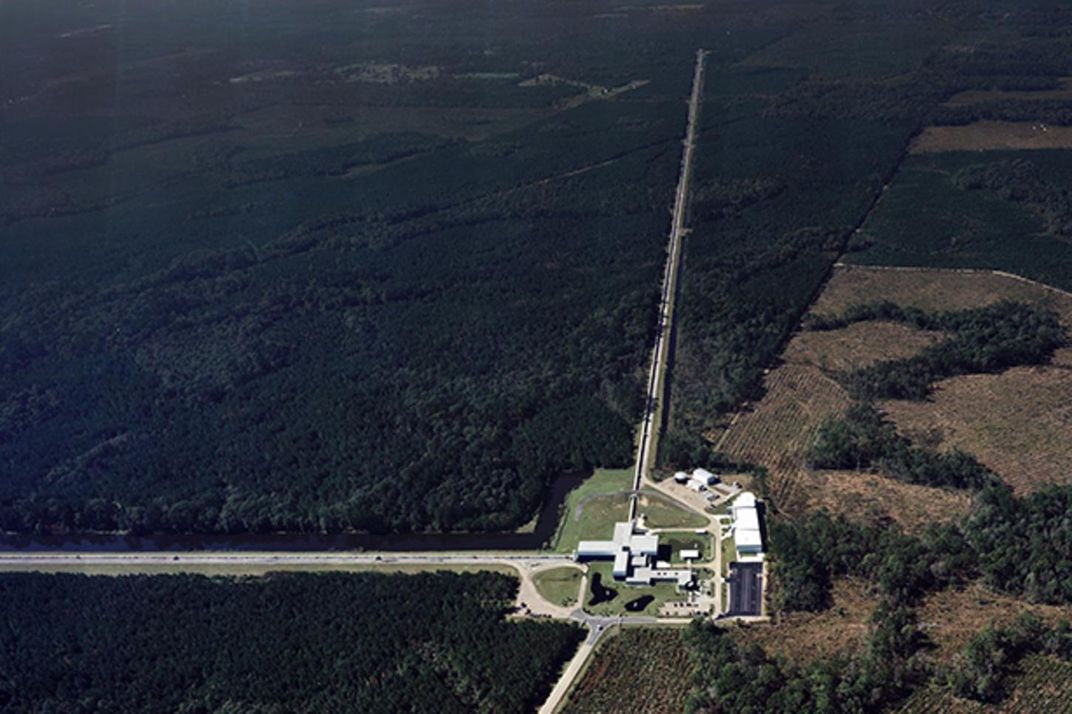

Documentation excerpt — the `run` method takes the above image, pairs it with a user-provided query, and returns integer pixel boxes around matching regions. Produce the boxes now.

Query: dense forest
[4,0,1072,535]
[0,571,582,713]
[3,0,737,534]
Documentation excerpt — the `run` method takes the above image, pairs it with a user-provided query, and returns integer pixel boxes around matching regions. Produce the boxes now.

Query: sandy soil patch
[733,578,877,665]
[805,470,972,531]
[910,121,1072,153]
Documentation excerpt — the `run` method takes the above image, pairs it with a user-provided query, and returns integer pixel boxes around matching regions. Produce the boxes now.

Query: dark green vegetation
[0,570,581,713]
[948,615,1072,703]
[809,402,997,490]
[848,150,1072,290]
[686,605,923,713]
[3,0,760,534]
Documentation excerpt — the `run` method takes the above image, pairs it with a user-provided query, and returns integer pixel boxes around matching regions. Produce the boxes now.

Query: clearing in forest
[731,579,877,665]
[565,627,693,714]
[942,77,1072,106]
[916,582,1072,664]
[804,470,972,532]
[910,121,1072,153]
[718,265,1072,513]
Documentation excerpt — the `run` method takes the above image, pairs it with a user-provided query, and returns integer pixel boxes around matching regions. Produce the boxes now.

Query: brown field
[805,470,973,531]
[917,582,1072,664]
[815,266,1072,322]
[910,121,1072,153]
[733,578,877,665]
[565,627,692,714]
[717,363,850,513]
[943,77,1072,107]
[784,320,945,372]
[882,365,1072,495]
[814,266,1072,495]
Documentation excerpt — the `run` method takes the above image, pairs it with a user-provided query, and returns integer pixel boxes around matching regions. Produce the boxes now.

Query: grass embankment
[533,566,583,608]
[549,468,633,554]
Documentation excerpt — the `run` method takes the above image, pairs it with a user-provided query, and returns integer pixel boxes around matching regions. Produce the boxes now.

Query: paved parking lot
[727,562,762,616]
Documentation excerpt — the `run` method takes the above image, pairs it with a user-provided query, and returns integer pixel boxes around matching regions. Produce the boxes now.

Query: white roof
[734,492,757,509]
[576,540,617,557]
[630,534,659,555]
[736,528,763,549]
[693,468,716,480]
[613,550,630,575]
[735,507,760,532]
[674,471,689,480]
[680,549,700,559]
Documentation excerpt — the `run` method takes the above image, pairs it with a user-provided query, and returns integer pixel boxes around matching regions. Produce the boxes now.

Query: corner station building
[574,520,693,587]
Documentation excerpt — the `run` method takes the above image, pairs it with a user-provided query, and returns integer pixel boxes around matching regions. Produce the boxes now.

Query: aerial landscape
[2,0,1072,711]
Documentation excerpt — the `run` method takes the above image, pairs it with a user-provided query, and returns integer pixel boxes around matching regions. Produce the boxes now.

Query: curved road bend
[630,48,707,520]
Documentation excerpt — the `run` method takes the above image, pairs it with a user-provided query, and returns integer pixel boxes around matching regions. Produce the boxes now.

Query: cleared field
[813,266,1072,322]
[784,320,945,372]
[533,566,583,608]
[910,121,1072,153]
[719,364,850,482]
[805,470,973,531]
[807,266,1072,494]
[943,77,1072,107]
[917,582,1072,664]
[732,578,877,665]
[882,365,1072,494]
[564,627,693,714]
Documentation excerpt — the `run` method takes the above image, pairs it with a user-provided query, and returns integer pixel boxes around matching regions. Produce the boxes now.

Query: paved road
[630,48,707,520]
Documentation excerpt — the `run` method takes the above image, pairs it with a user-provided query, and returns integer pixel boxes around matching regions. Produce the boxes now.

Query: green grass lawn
[659,532,712,564]
[548,468,634,554]
[582,562,684,617]
[637,491,708,529]
[720,532,737,578]
[533,566,583,608]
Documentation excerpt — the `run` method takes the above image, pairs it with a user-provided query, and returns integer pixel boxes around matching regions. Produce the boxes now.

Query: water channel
[0,472,588,552]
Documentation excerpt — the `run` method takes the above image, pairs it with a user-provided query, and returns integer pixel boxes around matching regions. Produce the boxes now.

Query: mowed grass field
[564,627,693,714]
[550,468,633,554]
[533,566,583,608]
